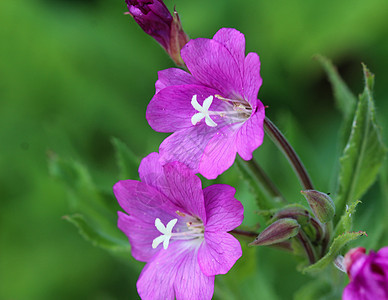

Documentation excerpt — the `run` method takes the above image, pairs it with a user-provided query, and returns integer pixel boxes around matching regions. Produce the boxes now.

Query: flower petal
[114,180,176,218]
[163,162,207,222]
[155,68,200,93]
[138,152,170,196]
[114,181,180,260]
[342,283,363,300]
[243,52,263,108]
[203,184,244,231]
[159,123,220,172]
[137,241,214,300]
[198,124,238,179]
[377,246,388,258]
[198,231,242,276]
[236,104,265,160]
[181,37,243,99]
[118,212,160,261]
[213,28,246,74]
[146,85,220,132]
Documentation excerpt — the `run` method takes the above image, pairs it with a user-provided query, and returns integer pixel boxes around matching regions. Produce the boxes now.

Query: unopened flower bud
[301,190,335,223]
[249,218,300,246]
[169,9,189,66]
[272,204,310,225]
[344,247,366,278]
[125,0,189,66]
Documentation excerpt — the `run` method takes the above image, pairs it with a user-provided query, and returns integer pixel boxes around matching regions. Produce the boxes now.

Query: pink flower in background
[146,28,265,179]
[343,246,388,300]
[114,152,244,299]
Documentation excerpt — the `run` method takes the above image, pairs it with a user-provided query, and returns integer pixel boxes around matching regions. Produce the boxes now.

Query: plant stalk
[264,117,314,190]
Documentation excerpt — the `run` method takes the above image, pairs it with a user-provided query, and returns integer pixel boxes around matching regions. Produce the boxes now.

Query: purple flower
[343,246,388,300]
[114,152,244,299]
[125,0,189,66]
[146,28,265,179]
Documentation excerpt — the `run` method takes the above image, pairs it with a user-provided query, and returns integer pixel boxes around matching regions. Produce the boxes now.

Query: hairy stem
[264,117,314,190]
[297,230,317,264]
[230,229,258,238]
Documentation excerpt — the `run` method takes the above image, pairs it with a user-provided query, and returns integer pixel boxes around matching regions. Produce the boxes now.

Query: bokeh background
[1,0,388,299]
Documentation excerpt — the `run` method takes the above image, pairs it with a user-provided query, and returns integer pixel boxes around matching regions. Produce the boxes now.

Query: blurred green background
[1,0,388,299]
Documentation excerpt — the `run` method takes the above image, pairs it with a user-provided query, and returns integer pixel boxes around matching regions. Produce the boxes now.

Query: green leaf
[112,137,140,179]
[303,231,367,274]
[49,154,113,217]
[334,200,361,237]
[316,55,357,149]
[315,55,357,119]
[334,64,387,224]
[49,154,126,249]
[48,152,94,193]
[235,157,284,210]
[64,214,131,252]
[293,279,331,300]
[215,245,280,300]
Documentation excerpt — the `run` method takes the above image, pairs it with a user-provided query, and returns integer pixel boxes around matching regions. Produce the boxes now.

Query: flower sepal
[249,218,301,247]
[301,190,335,224]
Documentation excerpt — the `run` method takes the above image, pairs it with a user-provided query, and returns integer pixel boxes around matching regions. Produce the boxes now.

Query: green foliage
[293,279,332,300]
[315,55,357,120]
[112,137,141,180]
[2,0,388,298]
[63,214,131,252]
[48,153,128,251]
[303,231,367,274]
[334,200,361,237]
[235,157,283,211]
[334,65,387,223]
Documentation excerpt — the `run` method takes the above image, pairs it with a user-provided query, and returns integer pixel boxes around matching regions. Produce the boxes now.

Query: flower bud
[301,190,335,223]
[272,204,310,225]
[125,0,189,66]
[249,218,300,246]
[344,247,366,278]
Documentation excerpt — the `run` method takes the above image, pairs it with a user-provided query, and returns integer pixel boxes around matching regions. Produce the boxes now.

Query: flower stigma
[152,218,178,250]
[191,94,253,127]
[152,216,205,250]
[191,95,218,127]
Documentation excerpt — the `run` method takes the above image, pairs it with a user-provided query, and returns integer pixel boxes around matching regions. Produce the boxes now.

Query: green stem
[264,117,314,190]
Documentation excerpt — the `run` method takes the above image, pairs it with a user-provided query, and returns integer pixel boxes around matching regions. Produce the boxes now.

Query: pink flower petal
[198,124,238,179]
[137,241,214,300]
[114,181,180,261]
[155,68,200,93]
[236,105,265,160]
[198,231,242,276]
[181,37,243,99]
[213,28,246,74]
[147,85,220,132]
[163,162,207,222]
[243,52,263,108]
[203,184,244,231]
[118,212,160,262]
[159,123,220,172]
[138,152,169,196]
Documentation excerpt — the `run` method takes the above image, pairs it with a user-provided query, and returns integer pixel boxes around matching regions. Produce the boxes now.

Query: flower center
[152,216,205,250]
[191,94,252,127]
